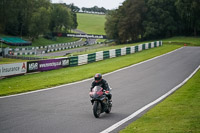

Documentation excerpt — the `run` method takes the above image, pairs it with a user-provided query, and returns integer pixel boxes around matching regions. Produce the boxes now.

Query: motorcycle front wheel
[93,101,101,118]
[105,102,112,113]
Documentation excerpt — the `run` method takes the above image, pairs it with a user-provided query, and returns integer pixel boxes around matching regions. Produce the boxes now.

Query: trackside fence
[0,41,162,78]
[69,41,162,67]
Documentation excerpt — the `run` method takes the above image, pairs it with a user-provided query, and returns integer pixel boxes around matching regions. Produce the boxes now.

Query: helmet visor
[95,77,101,81]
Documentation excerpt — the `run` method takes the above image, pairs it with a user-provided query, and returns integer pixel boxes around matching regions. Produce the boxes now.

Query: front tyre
[93,101,101,118]
[105,102,112,113]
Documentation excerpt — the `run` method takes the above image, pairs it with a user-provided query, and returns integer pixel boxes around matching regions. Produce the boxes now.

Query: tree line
[105,0,200,44]
[0,0,78,41]
[82,6,107,13]
[66,5,108,14]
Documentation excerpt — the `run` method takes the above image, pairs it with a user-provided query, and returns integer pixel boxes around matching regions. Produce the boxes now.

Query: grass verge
[0,44,181,96]
[120,68,200,133]
[0,58,28,64]
[31,37,79,47]
[163,36,200,46]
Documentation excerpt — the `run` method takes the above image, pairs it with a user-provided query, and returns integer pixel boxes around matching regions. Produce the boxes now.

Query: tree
[105,10,119,42]
[29,7,50,40]
[118,0,147,43]
[0,0,77,40]
[68,3,80,12]
[105,0,200,43]
[143,0,178,39]
[71,13,78,29]
[175,0,200,36]
[82,6,107,13]
[49,4,73,32]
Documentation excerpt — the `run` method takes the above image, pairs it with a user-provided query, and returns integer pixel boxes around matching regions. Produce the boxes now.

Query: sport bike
[89,86,112,118]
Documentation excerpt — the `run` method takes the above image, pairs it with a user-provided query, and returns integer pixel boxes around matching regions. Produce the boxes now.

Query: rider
[90,73,112,102]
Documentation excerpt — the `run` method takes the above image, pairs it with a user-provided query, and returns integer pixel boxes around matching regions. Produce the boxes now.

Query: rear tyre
[93,101,101,118]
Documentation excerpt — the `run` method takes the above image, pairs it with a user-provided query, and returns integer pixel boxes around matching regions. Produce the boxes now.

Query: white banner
[0,62,27,77]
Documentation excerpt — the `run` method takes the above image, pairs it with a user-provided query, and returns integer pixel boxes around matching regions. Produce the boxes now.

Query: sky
[51,0,126,10]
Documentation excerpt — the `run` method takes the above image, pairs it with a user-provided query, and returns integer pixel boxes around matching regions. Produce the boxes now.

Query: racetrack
[0,47,200,133]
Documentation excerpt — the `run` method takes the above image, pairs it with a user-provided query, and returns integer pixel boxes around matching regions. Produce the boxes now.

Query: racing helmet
[94,73,102,82]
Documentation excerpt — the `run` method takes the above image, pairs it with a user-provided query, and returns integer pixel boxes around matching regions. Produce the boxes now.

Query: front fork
[91,99,106,113]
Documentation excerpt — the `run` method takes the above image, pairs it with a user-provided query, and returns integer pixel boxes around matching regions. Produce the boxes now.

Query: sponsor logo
[0,62,27,76]
[2,66,20,73]
[21,62,26,73]
[28,62,38,71]
[39,61,61,68]
[62,59,69,66]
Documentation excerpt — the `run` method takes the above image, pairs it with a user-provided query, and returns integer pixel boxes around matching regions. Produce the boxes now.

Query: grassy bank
[31,37,79,47]
[0,45,181,96]
[163,36,200,46]
[77,13,106,35]
[120,68,200,133]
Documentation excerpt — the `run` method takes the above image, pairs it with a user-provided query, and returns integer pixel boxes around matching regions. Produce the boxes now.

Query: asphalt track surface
[0,47,200,133]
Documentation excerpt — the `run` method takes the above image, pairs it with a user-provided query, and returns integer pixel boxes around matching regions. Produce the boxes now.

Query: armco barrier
[109,49,116,58]
[135,45,139,52]
[126,47,131,54]
[103,51,109,60]
[70,56,78,66]
[78,54,88,65]
[68,41,162,67]
[0,41,162,77]
[88,53,96,63]
[115,49,121,57]
[96,51,103,61]
[12,39,84,56]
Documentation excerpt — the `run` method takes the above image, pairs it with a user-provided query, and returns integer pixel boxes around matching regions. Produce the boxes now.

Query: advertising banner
[0,62,27,77]
[38,59,62,71]
[27,58,69,73]
[52,32,107,39]
[66,33,107,39]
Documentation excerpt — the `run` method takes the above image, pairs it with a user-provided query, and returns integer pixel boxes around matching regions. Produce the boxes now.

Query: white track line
[0,47,183,99]
[100,65,200,133]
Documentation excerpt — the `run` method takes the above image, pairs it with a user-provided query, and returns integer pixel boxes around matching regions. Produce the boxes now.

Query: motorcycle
[89,86,112,118]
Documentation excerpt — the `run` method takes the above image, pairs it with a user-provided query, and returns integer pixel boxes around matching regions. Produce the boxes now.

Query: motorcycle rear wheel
[93,101,101,118]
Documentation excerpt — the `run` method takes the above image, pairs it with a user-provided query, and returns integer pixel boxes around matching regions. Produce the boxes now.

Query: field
[77,13,106,35]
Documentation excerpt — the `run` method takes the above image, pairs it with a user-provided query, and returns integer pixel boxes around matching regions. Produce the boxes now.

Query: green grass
[0,58,28,64]
[0,44,181,96]
[31,37,79,47]
[120,68,200,133]
[77,13,106,35]
[163,36,200,46]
